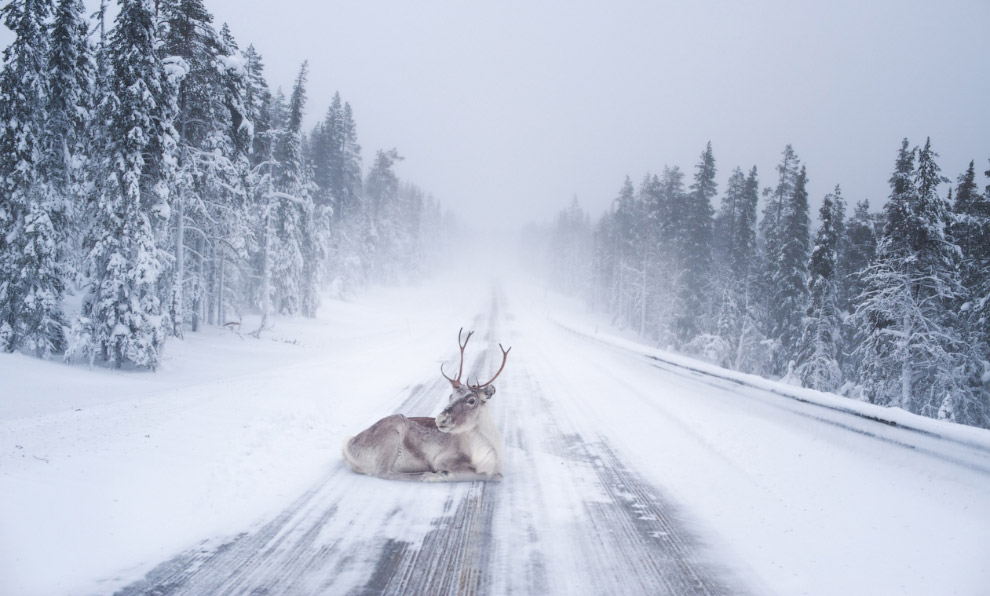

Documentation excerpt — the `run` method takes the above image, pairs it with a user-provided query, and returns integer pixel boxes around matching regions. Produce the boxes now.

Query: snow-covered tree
[160,1,254,332]
[837,198,877,380]
[951,161,990,348]
[711,166,765,370]
[756,146,809,375]
[549,196,592,297]
[81,0,178,369]
[773,163,811,373]
[0,0,76,358]
[363,147,404,283]
[855,139,980,422]
[758,145,799,307]
[676,142,716,343]
[795,187,844,391]
[265,62,319,316]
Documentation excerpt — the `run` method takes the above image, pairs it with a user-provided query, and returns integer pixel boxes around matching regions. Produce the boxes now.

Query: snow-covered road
[114,292,741,595]
[3,280,989,595]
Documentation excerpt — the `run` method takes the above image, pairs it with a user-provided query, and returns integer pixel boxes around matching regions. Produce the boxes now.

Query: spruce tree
[162,0,215,334]
[209,22,253,327]
[0,0,64,356]
[654,167,688,343]
[796,187,843,391]
[730,166,767,371]
[364,148,403,283]
[840,199,878,380]
[609,176,639,324]
[711,167,746,358]
[856,139,977,421]
[772,163,811,374]
[713,165,764,370]
[591,208,618,315]
[161,0,250,332]
[756,145,801,373]
[759,146,799,297]
[676,142,716,344]
[82,0,178,368]
[714,167,745,279]
[951,161,990,347]
[339,101,363,218]
[267,62,319,316]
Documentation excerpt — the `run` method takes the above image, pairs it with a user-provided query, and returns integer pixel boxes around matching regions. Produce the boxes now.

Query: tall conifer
[82,0,178,368]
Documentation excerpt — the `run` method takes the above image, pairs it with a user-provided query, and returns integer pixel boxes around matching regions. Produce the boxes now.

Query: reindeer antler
[440,327,474,388]
[468,343,511,390]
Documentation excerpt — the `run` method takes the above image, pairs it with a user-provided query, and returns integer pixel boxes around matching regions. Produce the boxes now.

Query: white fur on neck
[461,405,504,476]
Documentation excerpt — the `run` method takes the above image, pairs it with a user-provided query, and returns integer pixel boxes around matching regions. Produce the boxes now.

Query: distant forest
[0,0,452,369]
[535,141,990,429]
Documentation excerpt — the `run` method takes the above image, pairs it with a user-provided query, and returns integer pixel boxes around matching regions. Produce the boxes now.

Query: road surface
[114,286,990,596]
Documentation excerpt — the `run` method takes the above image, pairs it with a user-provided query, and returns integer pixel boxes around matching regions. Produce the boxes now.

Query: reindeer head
[436,328,510,434]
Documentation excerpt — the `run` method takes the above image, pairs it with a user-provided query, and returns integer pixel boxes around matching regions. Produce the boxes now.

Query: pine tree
[772,163,811,374]
[714,168,745,279]
[840,199,878,380]
[795,187,844,391]
[756,145,801,373]
[951,161,990,346]
[759,146,799,298]
[549,196,592,296]
[267,62,319,316]
[590,208,617,315]
[339,101,363,220]
[308,106,334,211]
[596,177,637,321]
[711,167,745,356]
[712,165,764,370]
[856,139,978,422]
[364,148,403,283]
[82,0,178,369]
[161,0,251,332]
[47,0,93,194]
[676,142,716,343]
[652,167,687,344]
[207,22,254,328]
[728,166,768,371]
[0,0,65,356]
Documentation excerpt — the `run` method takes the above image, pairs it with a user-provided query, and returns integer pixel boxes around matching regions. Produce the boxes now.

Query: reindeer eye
[467,398,477,406]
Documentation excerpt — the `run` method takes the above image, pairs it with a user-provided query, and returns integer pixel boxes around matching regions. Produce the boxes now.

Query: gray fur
[342,385,504,482]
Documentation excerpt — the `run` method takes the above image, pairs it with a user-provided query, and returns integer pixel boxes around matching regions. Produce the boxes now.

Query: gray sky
[7,0,990,229]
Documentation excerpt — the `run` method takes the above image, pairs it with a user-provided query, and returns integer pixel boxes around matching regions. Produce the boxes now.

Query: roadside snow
[513,282,990,596]
[0,281,482,596]
[2,277,989,596]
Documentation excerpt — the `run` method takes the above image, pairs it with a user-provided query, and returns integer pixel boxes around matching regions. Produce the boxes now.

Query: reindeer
[342,329,510,482]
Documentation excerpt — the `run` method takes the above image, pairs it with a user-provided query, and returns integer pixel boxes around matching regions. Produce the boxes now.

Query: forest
[0,0,451,370]
[1,0,987,431]
[536,141,990,429]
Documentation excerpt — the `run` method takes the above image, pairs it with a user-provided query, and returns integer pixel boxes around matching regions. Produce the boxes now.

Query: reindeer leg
[378,471,449,482]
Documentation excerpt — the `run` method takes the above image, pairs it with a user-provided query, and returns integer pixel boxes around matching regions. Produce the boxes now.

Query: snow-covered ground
[2,276,989,595]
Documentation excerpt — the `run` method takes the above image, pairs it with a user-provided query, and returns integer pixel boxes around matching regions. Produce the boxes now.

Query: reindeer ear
[481,385,496,401]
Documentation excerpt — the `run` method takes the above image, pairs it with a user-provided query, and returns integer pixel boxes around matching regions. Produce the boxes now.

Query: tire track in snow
[114,312,502,596]
[484,289,744,596]
[495,364,742,596]
[114,293,746,595]
[351,302,504,595]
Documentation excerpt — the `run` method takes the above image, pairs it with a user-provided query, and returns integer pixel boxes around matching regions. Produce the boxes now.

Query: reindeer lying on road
[342,329,510,482]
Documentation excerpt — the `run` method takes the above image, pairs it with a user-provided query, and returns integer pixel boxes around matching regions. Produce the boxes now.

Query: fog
[204,0,990,228]
[4,0,988,229]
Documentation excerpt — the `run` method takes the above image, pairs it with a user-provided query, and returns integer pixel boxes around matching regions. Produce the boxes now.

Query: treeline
[537,141,990,429]
[0,0,451,369]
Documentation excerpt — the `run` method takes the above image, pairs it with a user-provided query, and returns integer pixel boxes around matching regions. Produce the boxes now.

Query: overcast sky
[6,0,990,229]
